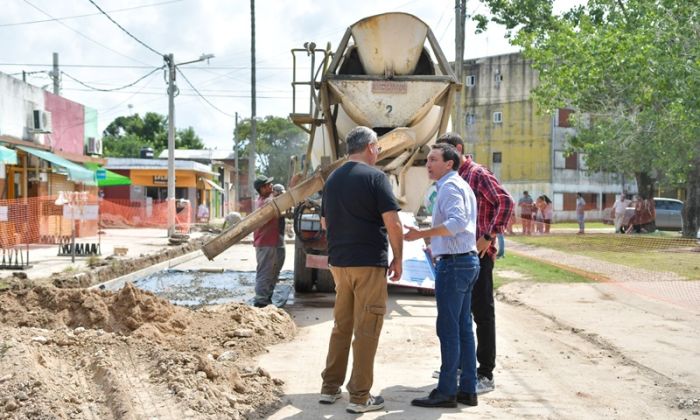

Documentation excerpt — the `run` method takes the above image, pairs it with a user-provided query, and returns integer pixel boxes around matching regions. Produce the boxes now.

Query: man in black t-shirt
[318,126,403,414]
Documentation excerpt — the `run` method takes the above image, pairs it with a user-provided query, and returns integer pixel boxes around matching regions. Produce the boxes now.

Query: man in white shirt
[404,143,480,409]
[613,194,631,233]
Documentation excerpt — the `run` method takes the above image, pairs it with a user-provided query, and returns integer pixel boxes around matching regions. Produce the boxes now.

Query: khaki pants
[321,266,387,404]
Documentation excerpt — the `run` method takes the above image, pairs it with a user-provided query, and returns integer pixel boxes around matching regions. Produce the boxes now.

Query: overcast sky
[0,0,566,150]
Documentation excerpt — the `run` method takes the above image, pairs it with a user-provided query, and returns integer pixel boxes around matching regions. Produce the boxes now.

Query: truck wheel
[294,239,314,293]
[315,269,336,293]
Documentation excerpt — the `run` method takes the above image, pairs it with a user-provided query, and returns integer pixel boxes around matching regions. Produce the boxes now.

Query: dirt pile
[0,284,296,419]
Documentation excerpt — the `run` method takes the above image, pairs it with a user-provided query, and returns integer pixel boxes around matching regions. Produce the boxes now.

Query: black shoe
[253,301,271,308]
[456,391,478,406]
[411,389,457,408]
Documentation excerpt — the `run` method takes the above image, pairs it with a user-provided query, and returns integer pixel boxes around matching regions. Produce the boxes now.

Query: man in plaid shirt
[437,132,514,394]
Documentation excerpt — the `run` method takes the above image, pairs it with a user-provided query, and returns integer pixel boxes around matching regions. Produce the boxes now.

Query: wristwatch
[482,233,492,241]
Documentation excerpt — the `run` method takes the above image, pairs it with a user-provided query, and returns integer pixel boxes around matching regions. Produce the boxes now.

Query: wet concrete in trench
[133,269,295,308]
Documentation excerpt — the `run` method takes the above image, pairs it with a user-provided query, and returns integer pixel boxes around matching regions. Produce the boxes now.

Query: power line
[0,0,183,27]
[22,0,153,66]
[61,66,164,92]
[63,87,292,99]
[0,63,292,70]
[85,0,163,57]
[176,68,239,117]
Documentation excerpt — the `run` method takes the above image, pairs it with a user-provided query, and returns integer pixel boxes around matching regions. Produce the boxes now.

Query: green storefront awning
[84,162,132,187]
[0,145,18,165]
[17,146,96,185]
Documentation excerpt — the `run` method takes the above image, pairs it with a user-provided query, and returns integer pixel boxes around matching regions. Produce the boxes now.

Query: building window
[466,75,476,86]
[563,192,597,211]
[493,111,503,124]
[492,152,502,163]
[558,108,574,127]
[554,150,566,169]
[465,112,476,126]
[565,152,578,170]
[494,70,503,86]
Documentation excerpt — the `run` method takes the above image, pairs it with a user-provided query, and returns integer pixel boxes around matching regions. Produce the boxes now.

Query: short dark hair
[346,126,377,155]
[436,132,464,155]
[431,143,460,170]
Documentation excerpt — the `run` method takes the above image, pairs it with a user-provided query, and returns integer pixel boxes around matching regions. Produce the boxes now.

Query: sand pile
[0,284,296,419]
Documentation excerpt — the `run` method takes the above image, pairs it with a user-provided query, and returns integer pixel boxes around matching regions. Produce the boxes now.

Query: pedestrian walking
[405,143,480,408]
[518,191,534,235]
[318,126,403,414]
[436,133,514,395]
[576,193,586,234]
[613,193,630,233]
[252,175,280,307]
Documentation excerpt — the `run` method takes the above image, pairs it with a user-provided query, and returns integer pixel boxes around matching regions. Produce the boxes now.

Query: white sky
[0,0,577,150]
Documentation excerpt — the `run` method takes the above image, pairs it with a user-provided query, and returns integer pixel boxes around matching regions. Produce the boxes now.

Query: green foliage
[102,113,204,157]
[234,116,307,184]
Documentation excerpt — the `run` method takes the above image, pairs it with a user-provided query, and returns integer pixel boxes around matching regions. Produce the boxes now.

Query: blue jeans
[435,254,480,396]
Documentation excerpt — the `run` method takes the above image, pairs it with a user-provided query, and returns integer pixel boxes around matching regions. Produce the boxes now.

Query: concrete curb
[91,249,205,291]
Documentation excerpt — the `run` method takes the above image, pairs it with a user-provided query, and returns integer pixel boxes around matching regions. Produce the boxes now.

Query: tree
[474,0,699,237]
[176,127,205,149]
[102,112,204,158]
[234,116,307,185]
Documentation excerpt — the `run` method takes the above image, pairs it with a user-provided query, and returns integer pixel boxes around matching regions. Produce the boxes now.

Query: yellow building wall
[464,100,552,183]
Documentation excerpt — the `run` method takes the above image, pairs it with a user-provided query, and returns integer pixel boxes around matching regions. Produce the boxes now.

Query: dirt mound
[0,284,296,419]
[0,283,189,335]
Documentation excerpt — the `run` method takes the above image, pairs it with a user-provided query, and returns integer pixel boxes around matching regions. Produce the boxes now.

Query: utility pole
[249,0,257,203]
[234,112,240,212]
[164,53,214,237]
[52,52,60,95]
[455,0,466,138]
[165,53,177,237]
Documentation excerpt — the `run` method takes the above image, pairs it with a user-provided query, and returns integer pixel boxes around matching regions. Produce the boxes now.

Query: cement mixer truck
[202,12,460,293]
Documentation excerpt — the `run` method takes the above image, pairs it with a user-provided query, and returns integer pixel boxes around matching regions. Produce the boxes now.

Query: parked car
[603,197,683,231]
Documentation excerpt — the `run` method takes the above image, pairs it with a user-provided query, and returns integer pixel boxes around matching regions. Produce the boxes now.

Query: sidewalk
[0,228,206,284]
[506,238,700,309]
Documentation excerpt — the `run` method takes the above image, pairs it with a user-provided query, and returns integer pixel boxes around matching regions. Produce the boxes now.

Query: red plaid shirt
[458,156,514,260]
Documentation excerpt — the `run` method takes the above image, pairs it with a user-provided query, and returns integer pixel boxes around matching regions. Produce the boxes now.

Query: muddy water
[133,269,294,308]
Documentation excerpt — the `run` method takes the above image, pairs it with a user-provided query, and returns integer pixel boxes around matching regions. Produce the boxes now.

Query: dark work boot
[411,389,457,408]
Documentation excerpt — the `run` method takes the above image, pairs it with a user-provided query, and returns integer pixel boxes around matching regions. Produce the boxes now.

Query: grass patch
[509,234,700,280]
[549,222,608,230]
[493,253,590,289]
[0,279,8,291]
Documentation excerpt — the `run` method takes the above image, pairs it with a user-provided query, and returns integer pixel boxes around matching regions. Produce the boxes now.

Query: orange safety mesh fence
[99,198,191,232]
[502,215,700,309]
[0,195,190,249]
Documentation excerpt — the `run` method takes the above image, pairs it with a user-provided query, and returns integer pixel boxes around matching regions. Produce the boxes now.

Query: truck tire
[315,269,336,293]
[294,239,314,293]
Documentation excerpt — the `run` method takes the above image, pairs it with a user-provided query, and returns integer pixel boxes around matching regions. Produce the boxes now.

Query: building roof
[105,158,217,175]
[156,149,235,161]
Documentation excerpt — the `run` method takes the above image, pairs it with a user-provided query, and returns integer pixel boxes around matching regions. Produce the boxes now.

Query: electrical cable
[85,0,163,57]
[0,0,183,27]
[22,0,152,66]
[61,66,165,92]
[175,67,237,117]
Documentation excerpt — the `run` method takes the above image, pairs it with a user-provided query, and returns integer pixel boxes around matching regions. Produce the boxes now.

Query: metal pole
[234,112,240,212]
[249,0,257,203]
[166,53,177,237]
[52,52,60,95]
[454,0,466,138]
[71,197,75,263]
